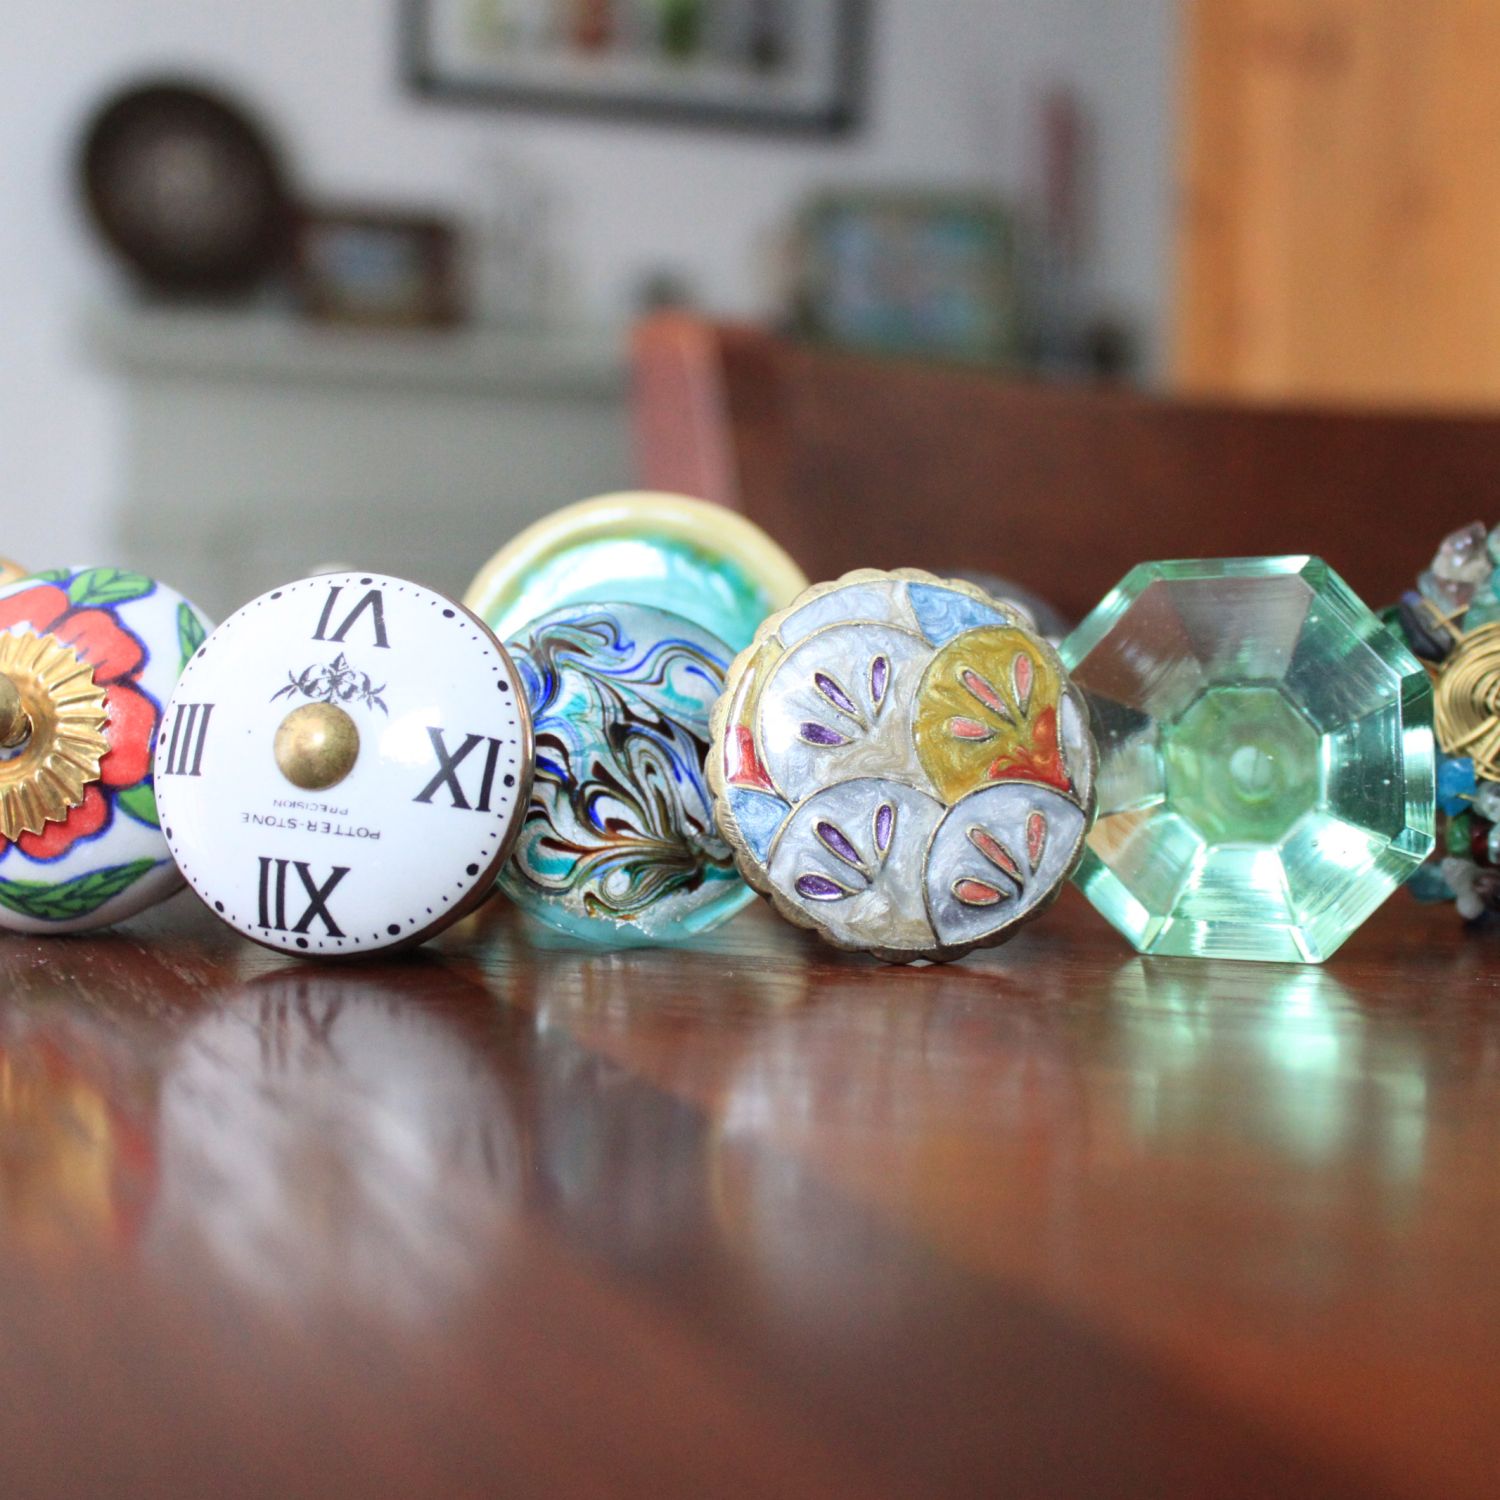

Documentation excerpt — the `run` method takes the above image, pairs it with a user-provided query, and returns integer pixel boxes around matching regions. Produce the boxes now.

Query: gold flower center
[0,631,111,843]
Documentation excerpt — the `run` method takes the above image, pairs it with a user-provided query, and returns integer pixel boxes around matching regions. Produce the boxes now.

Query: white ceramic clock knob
[155,572,534,957]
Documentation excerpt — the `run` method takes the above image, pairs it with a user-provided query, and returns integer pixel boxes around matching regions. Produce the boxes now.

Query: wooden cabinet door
[1177,0,1500,406]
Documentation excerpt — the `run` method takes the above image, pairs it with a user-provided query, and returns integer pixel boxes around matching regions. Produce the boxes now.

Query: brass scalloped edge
[708,567,1100,966]
[0,630,111,842]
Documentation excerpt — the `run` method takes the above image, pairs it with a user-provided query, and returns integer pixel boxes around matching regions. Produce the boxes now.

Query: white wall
[0,0,1175,569]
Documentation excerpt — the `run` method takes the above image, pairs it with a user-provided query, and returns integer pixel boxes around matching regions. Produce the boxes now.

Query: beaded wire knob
[1391,521,1500,918]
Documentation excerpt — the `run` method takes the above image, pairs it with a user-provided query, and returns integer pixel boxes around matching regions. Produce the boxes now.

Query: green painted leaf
[116,782,160,828]
[28,569,68,583]
[0,858,159,923]
[177,601,207,670]
[67,568,154,609]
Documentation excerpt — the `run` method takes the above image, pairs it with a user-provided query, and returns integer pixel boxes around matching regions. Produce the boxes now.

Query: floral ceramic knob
[0,566,214,933]
[155,572,533,957]
[710,569,1097,963]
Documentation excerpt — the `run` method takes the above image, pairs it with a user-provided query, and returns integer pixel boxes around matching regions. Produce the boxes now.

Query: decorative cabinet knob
[0,566,214,933]
[710,569,1098,963]
[499,601,752,944]
[155,572,533,957]
[464,491,809,651]
[467,493,808,947]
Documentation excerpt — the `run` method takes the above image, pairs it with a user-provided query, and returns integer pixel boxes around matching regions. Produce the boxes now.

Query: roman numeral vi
[313,585,390,649]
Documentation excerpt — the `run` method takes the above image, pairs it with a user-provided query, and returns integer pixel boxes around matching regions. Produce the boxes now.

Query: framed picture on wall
[292,208,462,328]
[401,0,867,133]
[790,191,1023,367]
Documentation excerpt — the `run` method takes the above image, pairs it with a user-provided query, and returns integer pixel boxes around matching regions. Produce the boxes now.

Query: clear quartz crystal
[1062,557,1436,962]
[1432,521,1492,584]
[1419,569,1476,616]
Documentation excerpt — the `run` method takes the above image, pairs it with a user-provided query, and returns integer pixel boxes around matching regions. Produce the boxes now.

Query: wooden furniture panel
[1,891,1498,1497]
[1178,0,1500,405]
[633,312,1499,622]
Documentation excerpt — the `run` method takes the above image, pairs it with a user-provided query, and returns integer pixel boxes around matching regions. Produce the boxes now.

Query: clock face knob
[0,566,215,934]
[155,572,534,957]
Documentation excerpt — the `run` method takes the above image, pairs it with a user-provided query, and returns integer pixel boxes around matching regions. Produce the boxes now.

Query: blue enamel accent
[907,583,1010,647]
[727,787,792,864]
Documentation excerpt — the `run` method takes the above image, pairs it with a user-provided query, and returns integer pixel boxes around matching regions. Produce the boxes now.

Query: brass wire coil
[1435,620,1500,781]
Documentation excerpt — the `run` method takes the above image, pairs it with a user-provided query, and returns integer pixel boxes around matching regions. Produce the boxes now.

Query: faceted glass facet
[1060,557,1436,962]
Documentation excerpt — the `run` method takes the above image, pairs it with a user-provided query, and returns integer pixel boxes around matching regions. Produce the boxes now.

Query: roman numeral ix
[257,859,350,937]
[414,728,505,812]
[161,702,214,777]
[313,585,390,649]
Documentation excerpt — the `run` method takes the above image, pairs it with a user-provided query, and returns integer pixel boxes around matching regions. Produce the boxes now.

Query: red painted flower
[0,582,159,863]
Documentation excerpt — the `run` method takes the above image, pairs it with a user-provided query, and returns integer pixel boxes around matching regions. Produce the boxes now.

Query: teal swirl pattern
[501,604,752,944]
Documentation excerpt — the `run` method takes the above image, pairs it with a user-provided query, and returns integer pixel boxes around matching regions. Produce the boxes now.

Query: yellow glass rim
[462,492,808,623]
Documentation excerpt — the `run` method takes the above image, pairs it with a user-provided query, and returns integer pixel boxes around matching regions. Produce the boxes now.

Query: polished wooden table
[1,887,1496,1498]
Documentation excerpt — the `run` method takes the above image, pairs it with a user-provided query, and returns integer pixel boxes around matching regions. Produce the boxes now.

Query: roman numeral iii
[257,859,350,937]
[414,728,506,811]
[161,702,214,777]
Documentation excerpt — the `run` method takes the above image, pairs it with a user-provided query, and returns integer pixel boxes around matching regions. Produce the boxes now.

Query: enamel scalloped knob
[154,572,533,957]
[710,569,1098,963]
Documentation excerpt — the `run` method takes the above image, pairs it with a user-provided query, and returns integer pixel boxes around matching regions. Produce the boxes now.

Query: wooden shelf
[85,304,627,401]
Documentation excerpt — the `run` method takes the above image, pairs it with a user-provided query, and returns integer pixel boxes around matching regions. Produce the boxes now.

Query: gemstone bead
[1061,556,1435,962]
[1419,569,1475,616]
[1396,592,1454,661]
[1446,810,1474,855]
[1438,756,1477,815]
[1405,862,1455,903]
[1473,781,1500,821]
[1432,521,1492,584]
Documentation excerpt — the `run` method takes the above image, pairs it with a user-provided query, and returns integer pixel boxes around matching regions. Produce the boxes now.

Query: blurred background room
[10,1,1495,622]
[0,0,1174,615]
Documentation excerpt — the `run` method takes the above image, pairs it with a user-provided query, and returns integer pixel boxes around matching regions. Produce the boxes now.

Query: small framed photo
[292,208,462,328]
[790,191,1023,367]
[402,0,867,134]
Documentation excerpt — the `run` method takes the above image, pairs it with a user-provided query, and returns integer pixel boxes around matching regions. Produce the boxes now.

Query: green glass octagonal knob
[1060,556,1435,962]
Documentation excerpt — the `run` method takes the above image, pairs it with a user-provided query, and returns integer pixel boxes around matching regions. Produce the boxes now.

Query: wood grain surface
[1177,0,1500,406]
[0,886,1497,1498]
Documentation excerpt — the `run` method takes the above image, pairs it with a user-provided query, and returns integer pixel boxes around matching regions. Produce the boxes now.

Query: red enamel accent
[954,878,1007,907]
[1012,652,1035,716]
[1026,810,1048,869]
[947,717,995,741]
[986,706,1071,793]
[961,668,1011,720]
[969,828,1022,882]
[727,724,776,792]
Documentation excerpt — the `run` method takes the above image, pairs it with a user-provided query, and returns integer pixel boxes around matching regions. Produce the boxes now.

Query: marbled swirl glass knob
[0,566,214,934]
[501,601,751,945]
[155,572,533,957]
[464,492,809,652]
[710,569,1098,963]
